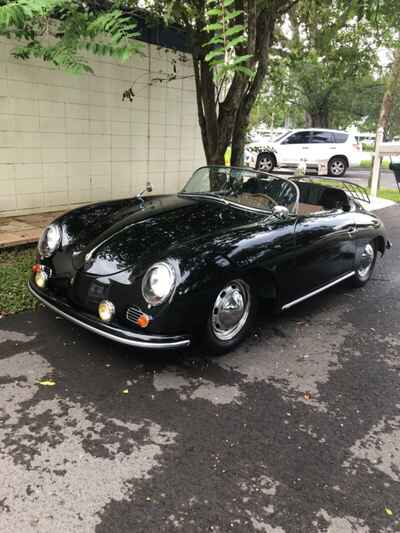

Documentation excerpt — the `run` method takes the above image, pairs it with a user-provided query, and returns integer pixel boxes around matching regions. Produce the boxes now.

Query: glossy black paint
[31,179,388,347]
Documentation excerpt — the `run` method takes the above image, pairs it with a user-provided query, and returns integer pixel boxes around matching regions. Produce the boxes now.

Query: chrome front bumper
[28,281,191,350]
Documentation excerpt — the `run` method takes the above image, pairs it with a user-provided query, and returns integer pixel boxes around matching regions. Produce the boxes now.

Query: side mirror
[272,205,289,220]
[146,181,153,193]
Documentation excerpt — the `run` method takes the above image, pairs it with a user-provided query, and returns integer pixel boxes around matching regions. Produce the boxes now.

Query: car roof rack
[291,176,370,204]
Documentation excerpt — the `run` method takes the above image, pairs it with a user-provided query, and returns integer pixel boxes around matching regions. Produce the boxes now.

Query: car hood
[57,195,266,276]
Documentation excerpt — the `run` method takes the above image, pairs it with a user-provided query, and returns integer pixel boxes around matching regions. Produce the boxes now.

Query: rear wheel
[256,153,275,172]
[204,279,257,355]
[328,156,348,177]
[351,242,377,287]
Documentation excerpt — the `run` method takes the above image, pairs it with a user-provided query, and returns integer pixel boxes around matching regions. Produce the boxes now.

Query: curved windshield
[273,131,291,142]
[180,166,299,213]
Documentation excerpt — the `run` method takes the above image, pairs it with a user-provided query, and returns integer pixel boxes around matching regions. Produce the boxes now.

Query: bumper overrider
[28,281,191,350]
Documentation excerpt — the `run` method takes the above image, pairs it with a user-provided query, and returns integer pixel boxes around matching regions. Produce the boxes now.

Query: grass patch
[0,246,37,316]
[299,178,400,203]
[376,188,400,202]
[359,159,390,169]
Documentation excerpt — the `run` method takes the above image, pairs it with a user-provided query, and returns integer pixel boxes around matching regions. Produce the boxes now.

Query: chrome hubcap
[357,243,374,279]
[211,280,251,341]
[330,160,345,175]
[258,157,273,171]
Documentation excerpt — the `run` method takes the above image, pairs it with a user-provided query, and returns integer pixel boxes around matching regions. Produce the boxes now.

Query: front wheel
[328,156,348,177]
[351,242,377,287]
[204,279,257,355]
[256,153,275,172]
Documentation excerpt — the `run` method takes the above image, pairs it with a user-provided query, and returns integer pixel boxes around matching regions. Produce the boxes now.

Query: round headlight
[142,262,176,306]
[98,300,115,322]
[38,223,61,258]
[35,270,48,289]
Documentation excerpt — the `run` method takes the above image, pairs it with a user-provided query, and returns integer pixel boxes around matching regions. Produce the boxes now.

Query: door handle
[348,227,356,236]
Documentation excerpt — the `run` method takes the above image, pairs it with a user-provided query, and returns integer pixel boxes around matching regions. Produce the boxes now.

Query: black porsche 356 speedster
[30,166,390,354]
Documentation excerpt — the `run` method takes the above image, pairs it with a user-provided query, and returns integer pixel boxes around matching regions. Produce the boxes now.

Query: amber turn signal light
[136,313,150,328]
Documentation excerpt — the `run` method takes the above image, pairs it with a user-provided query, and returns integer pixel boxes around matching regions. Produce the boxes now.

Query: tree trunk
[230,9,276,167]
[377,47,400,133]
[309,109,329,128]
[193,55,244,165]
[192,0,297,167]
[304,111,312,127]
[192,34,245,165]
[369,48,400,188]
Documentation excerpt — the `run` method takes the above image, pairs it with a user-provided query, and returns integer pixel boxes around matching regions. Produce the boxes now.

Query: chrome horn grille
[126,305,144,324]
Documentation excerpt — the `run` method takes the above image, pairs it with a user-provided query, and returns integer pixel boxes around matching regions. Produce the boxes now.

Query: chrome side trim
[28,283,190,350]
[281,271,356,311]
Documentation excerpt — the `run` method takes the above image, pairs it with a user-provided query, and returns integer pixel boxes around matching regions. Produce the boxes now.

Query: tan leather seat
[297,202,324,216]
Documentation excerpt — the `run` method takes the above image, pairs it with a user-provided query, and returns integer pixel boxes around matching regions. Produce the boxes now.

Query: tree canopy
[1,0,399,162]
[0,1,144,73]
[251,0,400,134]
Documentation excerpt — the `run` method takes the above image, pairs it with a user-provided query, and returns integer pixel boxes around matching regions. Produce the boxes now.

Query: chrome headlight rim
[142,261,176,307]
[38,223,61,258]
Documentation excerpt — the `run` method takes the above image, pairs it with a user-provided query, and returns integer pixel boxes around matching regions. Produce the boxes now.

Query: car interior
[240,177,350,216]
[295,181,350,216]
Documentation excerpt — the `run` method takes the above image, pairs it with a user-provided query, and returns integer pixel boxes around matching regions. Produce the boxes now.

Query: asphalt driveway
[1,205,400,533]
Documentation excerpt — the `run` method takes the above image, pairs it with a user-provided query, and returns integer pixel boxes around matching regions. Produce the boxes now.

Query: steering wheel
[239,192,278,209]
[252,192,278,207]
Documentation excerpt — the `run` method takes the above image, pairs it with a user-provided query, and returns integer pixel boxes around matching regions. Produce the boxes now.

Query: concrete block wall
[0,38,205,216]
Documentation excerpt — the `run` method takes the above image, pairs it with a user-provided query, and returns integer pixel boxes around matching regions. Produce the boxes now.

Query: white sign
[318,161,328,176]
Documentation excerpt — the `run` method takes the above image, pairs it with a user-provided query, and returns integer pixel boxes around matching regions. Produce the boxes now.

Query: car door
[277,130,312,166]
[307,130,337,164]
[288,208,356,300]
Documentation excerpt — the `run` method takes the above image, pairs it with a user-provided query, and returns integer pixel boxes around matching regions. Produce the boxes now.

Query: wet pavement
[0,205,399,532]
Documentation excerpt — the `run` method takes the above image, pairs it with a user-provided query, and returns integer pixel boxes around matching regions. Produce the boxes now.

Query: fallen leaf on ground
[38,379,56,386]
[122,389,129,394]
[385,507,394,516]
[303,392,312,400]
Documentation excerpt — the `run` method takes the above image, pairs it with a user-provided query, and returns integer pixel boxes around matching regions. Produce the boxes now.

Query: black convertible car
[30,166,390,354]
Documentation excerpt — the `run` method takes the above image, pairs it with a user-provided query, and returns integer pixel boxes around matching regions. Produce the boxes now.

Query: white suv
[248,128,362,177]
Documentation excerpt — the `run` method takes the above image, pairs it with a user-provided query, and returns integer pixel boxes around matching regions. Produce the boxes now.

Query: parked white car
[247,128,362,177]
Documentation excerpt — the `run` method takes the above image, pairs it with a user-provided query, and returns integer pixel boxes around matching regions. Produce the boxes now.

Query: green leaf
[206,8,221,16]
[224,0,236,6]
[204,22,224,31]
[205,47,225,62]
[116,47,132,62]
[225,10,243,21]
[224,25,244,37]
[234,65,255,77]
[230,54,252,65]
[207,35,224,45]
[226,35,246,48]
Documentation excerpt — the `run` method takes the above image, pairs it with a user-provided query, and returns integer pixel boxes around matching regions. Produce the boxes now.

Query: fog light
[98,300,115,322]
[35,270,48,289]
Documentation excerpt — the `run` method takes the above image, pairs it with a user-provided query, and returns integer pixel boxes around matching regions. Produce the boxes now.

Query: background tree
[2,0,398,167]
[250,0,400,137]
[152,0,300,166]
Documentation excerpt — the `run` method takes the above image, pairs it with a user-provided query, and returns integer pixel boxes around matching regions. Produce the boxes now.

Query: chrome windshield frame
[180,165,300,216]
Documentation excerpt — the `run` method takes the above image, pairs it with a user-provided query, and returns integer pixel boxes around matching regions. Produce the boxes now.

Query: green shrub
[0,247,37,316]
